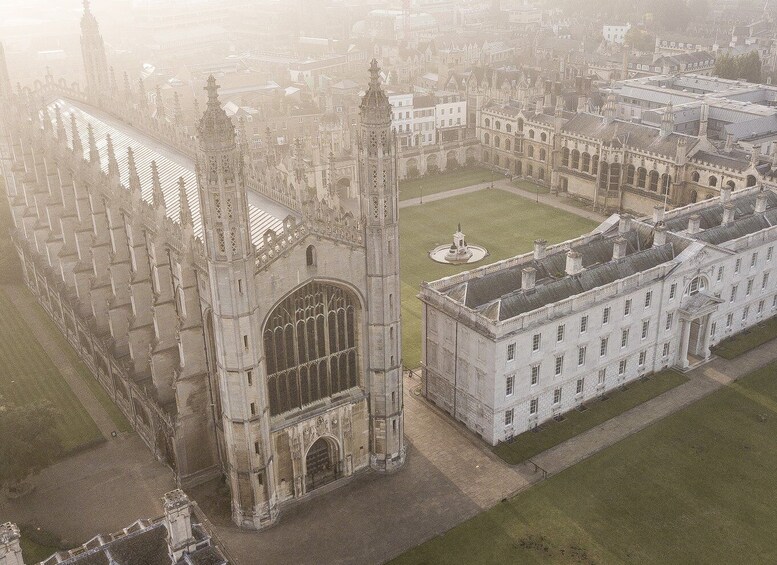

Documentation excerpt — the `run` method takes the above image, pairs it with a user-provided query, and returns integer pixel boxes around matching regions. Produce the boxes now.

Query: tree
[625,28,656,52]
[0,397,62,489]
[715,51,762,83]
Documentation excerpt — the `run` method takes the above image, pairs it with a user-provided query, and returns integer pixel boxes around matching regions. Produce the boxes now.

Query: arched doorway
[305,436,340,492]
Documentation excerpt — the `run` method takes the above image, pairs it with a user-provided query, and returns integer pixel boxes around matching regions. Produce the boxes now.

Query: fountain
[429,223,488,265]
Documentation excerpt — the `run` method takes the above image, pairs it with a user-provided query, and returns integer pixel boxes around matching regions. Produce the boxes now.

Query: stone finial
[71,112,83,157]
[106,133,119,179]
[87,122,100,165]
[127,147,142,200]
[54,105,67,142]
[155,84,165,120]
[123,71,132,100]
[0,522,24,565]
[178,177,192,228]
[151,160,165,212]
[173,91,182,125]
[137,78,147,107]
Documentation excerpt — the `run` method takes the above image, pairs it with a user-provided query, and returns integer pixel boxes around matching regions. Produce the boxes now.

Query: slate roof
[658,190,777,246]
[689,150,751,171]
[441,229,676,321]
[561,113,696,157]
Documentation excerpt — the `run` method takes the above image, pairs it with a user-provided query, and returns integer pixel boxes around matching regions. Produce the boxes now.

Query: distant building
[388,90,467,147]
[603,23,631,45]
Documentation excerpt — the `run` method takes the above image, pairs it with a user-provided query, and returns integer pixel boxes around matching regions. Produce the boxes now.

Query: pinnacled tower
[196,76,278,528]
[358,60,406,471]
[0,43,11,102]
[80,0,110,99]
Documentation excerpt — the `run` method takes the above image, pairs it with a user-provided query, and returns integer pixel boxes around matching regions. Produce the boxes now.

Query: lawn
[399,190,599,368]
[0,289,103,453]
[398,166,495,201]
[392,361,777,564]
[493,370,688,464]
[712,315,777,359]
[512,178,550,195]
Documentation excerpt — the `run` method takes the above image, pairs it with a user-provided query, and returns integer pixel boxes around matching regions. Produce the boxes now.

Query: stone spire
[71,112,83,157]
[660,101,674,137]
[0,42,11,101]
[155,84,166,120]
[109,66,118,96]
[237,116,248,148]
[359,59,391,126]
[106,133,119,179]
[127,147,142,203]
[603,92,616,125]
[80,0,110,98]
[87,122,100,164]
[197,75,234,150]
[151,160,165,213]
[193,97,200,122]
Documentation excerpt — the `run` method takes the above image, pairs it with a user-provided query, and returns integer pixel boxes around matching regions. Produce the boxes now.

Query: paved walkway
[399,178,606,223]
[3,284,119,439]
[531,339,777,476]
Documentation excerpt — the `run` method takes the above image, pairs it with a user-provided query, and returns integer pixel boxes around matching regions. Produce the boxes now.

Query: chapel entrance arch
[305,436,340,492]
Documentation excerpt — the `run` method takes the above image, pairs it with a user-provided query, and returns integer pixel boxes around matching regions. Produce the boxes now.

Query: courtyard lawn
[711,315,777,359]
[392,361,777,565]
[493,370,688,464]
[399,191,599,369]
[0,289,103,453]
[398,166,494,201]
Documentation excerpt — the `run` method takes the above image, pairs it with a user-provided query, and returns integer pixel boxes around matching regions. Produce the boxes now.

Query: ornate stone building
[0,5,404,531]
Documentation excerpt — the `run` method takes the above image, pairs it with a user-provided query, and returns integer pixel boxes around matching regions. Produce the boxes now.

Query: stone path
[531,339,777,476]
[3,284,119,439]
[403,374,533,509]
[399,178,606,223]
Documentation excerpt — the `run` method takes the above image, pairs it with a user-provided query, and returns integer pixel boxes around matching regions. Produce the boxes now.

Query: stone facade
[420,186,777,445]
[0,4,405,531]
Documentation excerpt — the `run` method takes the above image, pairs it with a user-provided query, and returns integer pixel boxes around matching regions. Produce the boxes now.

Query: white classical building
[388,91,467,147]
[419,185,777,445]
[603,23,631,45]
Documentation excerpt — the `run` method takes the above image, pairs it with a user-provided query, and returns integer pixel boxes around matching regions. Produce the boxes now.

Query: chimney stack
[653,224,667,247]
[618,214,632,234]
[0,523,24,565]
[612,237,628,260]
[688,214,701,234]
[565,250,583,276]
[722,203,735,225]
[720,186,732,204]
[533,239,547,260]
[163,490,197,562]
[653,205,665,224]
[750,145,761,168]
[724,132,734,152]
[521,267,537,290]
[755,188,768,213]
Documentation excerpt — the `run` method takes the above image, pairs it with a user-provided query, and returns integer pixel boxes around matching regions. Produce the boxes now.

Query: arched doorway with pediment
[304,435,341,492]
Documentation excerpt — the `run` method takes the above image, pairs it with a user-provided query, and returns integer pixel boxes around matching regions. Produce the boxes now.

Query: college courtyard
[3,170,777,564]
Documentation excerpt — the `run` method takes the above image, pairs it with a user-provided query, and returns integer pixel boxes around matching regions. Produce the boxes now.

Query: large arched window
[484,118,490,128]
[483,132,490,145]
[528,129,535,139]
[571,149,580,169]
[708,175,718,187]
[561,147,570,167]
[540,132,547,142]
[264,282,360,416]
[581,152,590,173]
[494,135,501,149]
[637,167,647,188]
[306,245,316,267]
[528,145,534,158]
[649,170,660,192]
[746,175,757,187]
[691,171,700,182]
[626,164,635,185]
[686,276,707,296]
[539,148,546,161]
[506,124,512,133]
[505,138,511,151]
[495,120,501,130]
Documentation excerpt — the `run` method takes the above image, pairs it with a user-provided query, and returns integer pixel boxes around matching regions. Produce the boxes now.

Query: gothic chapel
[0,1,405,530]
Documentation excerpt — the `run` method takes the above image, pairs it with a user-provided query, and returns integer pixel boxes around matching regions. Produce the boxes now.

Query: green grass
[20,525,68,563]
[398,166,494,201]
[20,291,132,433]
[399,191,599,368]
[392,361,777,564]
[493,370,688,464]
[712,315,777,359]
[0,289,103,453]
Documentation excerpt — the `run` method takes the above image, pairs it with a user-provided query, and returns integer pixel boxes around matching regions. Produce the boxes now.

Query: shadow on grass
[494,370,688,465]
[711,316,777,360]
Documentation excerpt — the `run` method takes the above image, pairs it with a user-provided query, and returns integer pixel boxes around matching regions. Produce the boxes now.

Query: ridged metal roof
[47,98,286,249]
